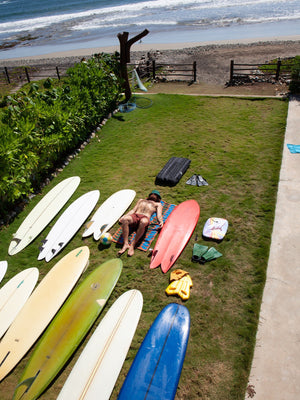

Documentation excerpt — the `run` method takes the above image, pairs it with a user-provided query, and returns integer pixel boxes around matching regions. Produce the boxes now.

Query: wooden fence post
[275,59,281,81]
[56,67,60,80]
[4,67,10,84]
[25,67,30,83]
[193,61,197,82]
[230,60,234,82]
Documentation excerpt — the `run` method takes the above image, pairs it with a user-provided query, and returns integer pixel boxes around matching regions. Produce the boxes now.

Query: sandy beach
[0,36,299,94]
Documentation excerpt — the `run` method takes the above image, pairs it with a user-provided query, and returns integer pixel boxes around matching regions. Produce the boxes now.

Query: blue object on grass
[119,103,136,113]
[117,303,190,400]
[287,144,300,154]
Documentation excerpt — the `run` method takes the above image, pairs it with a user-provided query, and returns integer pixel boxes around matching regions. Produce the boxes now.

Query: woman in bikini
[118,190,163,257]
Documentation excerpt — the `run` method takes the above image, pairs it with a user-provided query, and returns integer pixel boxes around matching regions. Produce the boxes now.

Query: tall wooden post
[118,29,149,102]
[275,58,281,81]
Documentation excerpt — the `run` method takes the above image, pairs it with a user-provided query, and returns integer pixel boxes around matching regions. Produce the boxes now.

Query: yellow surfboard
[13,258,122,400]
[0,246,89,382]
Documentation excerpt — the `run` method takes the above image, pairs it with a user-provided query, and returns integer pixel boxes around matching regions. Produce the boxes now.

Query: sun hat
[150,189,161,199]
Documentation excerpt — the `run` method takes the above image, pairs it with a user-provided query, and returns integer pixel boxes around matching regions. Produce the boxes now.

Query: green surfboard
[13,258,122,400]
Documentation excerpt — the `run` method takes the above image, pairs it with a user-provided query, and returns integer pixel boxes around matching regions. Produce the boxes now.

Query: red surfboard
[150,199,200,273]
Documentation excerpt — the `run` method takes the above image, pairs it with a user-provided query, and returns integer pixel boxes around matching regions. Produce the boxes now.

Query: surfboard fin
[85,221,94,229]
[15,370,40,392]
[0,351,10,367]
[96,298,106,307]
[95,224,108,240]
[11,237,21,244]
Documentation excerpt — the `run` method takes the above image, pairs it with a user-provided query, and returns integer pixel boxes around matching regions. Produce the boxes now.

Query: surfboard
[0,246,89,382]
[0,261,8,284]
[133,69,147,92]
[150,199,200,273]
[117,303,190,400]
[38,190,100,262]
[57,290,141,400]
[57,289,142,400]
[82,189,136,240]
[13,258,122,400]
[0,267,39,339]
[202,217,228,240]
[8,176,80,256]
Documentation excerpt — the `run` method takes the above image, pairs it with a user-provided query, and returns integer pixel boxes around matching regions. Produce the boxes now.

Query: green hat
[150,189,161,199]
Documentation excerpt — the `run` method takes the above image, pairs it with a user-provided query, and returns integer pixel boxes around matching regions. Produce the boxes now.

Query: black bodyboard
[155,157,191,186]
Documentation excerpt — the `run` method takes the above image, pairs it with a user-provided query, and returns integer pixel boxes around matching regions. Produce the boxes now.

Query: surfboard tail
[149,250,163,270]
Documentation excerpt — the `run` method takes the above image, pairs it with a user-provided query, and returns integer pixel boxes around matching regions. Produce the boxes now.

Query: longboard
[150,199,200,273]
[8,176,80,256]
[0,261,8,284]
[0,267,39,339]
[38,190,99,262]
[57,289,142,400]
[14,258,122,400]
[117,303,190,400]
[0,246,89,381]
[82,189,136,240]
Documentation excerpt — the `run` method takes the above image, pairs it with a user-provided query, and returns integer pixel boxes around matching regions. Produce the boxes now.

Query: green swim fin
[201,247,222,263]
[192,243,209,262]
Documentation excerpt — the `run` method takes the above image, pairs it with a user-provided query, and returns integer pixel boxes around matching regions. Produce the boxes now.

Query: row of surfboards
[1,176,201,398]
[7,175,201,273]
[8,176,137,262]
[0,247,190,399]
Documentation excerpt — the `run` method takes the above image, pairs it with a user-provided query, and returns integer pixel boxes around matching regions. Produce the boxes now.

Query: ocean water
[0,0,299,59]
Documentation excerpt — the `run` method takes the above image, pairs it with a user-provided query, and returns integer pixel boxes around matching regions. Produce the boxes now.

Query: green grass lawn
[0,94,288,399]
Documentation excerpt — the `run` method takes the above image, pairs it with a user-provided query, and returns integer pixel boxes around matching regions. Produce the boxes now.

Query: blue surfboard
[117,303,190,400]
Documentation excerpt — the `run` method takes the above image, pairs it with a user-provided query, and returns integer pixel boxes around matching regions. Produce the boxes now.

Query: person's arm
[156,203,163,228]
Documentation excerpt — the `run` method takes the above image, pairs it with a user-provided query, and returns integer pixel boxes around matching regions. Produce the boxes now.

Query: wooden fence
[1,60,197,87]
[133,60,197,82]
[0,64,73,86]
[229,58,299,83]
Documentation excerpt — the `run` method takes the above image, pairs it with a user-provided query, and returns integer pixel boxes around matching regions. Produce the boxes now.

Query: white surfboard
[82,189,136,240]
[0,261,8,284]
[0,246,89,382]
[57,289,143,400]
[8,176,80,256]
[38,190,100,262]
[133,69,147,92]
[0,267,39,339]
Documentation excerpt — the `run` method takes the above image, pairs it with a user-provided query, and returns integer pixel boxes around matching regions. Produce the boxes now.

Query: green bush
[0,53,122,221]
[289,56,300,94]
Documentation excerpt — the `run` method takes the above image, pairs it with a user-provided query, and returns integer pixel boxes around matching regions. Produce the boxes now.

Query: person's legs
[128,216,149,257]
[117,215,134,255]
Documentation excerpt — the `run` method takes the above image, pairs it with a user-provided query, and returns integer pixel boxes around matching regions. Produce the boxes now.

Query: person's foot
[117,243,130,256]
[127,244,135,257]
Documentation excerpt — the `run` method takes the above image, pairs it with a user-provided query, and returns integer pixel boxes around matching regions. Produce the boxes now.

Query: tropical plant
[0,53,122,220]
